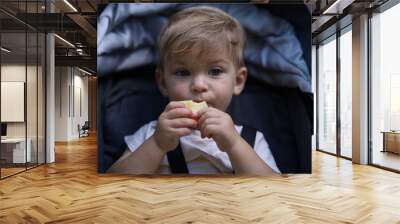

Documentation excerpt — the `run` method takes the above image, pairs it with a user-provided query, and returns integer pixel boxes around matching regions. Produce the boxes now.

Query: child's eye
[209,68,223,76]
[174,69,190,77]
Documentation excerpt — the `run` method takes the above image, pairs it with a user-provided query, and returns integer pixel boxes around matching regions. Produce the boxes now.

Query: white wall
[55,66,69,141]
[1,82,25,122]
[1,65,40,137]
[55,66,89,141]
[1,65,26,132]
[73,72,89,137]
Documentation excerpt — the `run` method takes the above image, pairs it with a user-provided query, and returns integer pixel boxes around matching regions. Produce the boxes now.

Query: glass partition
[26,0,41,170]
[1,27,28,178]
[38,32,45,165]
[0,0,46,179]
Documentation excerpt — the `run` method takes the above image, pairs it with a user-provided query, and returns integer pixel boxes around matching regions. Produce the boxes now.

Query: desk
[381,131,400,154]
[1,138,31,163]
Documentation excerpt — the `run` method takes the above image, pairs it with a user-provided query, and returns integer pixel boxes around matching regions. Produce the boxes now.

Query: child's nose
[190,75,208,93]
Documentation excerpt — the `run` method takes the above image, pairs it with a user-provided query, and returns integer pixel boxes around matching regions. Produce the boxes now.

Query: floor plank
[1,135,400,223]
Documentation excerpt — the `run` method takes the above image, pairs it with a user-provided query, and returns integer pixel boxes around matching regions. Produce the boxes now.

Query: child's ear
[155,68,168,96]
[233,67,247,95]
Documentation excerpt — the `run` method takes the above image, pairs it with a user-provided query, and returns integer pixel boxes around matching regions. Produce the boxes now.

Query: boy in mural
[108,6,280,175]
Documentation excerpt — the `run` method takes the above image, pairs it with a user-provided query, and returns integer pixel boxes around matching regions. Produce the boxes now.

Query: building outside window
[339,28,352,159]
[317,36,337,155]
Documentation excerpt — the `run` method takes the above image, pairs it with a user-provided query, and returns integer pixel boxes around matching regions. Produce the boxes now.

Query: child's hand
[196,107,240,152]
[153,101,197,153]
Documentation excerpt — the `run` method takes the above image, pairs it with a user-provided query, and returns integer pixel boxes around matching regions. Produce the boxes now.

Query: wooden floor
[1,135,400,223]
[372,151,400,171]
[1,167,26,178]
[1,162,45,178]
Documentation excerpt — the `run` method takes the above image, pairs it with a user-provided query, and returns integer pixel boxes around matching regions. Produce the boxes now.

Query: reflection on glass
[38,32,46,165]
[371,3,400,171]
[27,31,38,169]
[1,30,27,177]
[340,29,352,158]
[318,37,337,154]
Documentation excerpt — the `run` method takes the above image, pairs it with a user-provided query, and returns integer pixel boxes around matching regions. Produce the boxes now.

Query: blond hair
[157,6,246,70]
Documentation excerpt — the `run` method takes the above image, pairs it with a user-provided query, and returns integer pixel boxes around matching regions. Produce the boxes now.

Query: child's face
[156,43,247,112]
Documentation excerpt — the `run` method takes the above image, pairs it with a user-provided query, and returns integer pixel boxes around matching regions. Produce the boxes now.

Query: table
[1,138,32,163]
[381,131,400,154]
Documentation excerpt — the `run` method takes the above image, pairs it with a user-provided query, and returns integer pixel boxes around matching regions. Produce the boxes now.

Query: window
[317,36,337,154]
[339,28,352,158]
[370,2,400,171]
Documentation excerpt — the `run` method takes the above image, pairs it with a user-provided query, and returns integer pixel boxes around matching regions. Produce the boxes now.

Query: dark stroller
[97,4,313,174]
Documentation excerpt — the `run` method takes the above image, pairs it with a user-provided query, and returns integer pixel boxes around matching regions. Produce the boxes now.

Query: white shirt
[125,120,280,174]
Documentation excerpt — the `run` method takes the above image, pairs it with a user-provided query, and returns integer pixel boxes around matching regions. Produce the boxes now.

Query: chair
[79,121,90,138]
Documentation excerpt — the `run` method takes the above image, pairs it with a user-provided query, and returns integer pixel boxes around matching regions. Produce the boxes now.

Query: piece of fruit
[181,100,208,113]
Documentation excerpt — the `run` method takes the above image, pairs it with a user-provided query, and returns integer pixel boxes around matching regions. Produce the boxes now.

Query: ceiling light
[78,67,92,76]
[1,47,11,53]
[54,34,75,48]
[322,0,354,15]
[63,0,78,12]
[322,0,342,15]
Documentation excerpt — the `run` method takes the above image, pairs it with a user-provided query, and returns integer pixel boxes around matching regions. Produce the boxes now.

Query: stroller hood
[97,3,311,93]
